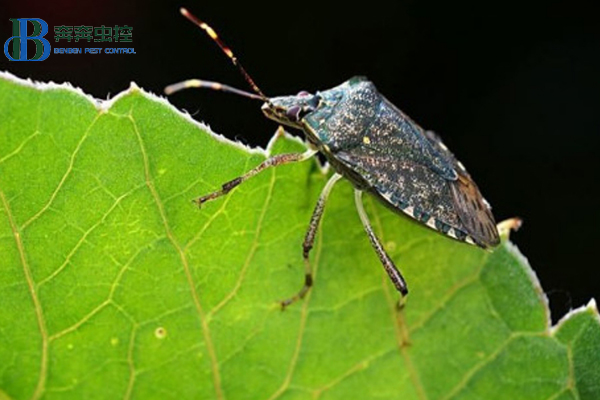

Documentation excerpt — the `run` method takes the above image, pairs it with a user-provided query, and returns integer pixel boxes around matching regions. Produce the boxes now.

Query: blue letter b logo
[4,18,51,61]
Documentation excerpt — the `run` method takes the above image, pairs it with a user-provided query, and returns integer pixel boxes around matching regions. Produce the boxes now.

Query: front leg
[196,149,317,206]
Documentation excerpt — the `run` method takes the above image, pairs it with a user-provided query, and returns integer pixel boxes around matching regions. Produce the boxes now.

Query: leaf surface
[0,72,598,400]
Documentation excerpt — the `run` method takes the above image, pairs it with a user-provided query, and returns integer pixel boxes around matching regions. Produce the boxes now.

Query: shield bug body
[167,8,500,307]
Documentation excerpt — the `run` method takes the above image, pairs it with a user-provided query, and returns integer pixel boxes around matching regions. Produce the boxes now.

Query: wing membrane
[334,131,499,247]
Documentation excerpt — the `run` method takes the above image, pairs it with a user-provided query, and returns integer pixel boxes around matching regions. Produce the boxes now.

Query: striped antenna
[164,79,263,100]
[178,8,269,101]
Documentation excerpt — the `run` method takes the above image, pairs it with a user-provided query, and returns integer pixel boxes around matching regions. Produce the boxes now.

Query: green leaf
[0,71,598,400]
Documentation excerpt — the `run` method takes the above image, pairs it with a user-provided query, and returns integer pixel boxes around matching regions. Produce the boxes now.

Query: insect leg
[354,190,409,297]
[196,149,317,206]
[281,173,342,309]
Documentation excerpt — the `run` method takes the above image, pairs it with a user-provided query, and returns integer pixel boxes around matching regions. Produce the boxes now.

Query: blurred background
[2,0,598,321]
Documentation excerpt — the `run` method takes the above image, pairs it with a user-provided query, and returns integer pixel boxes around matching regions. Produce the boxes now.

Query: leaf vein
[368,196,429,400]
[129,113,224,400]
[208,159,278,318]
[441,331,545,400]
[0,189,49,400]
[38,188,138,287]
[266,220,324,400]
[0,130,41,164]
[21,112,102,230]
[312,348,396,399]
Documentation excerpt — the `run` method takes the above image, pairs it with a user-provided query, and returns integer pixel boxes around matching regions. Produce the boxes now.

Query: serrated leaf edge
[0,70,311,161]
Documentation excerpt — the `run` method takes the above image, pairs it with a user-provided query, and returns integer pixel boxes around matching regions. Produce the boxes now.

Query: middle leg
[280,173,343,308]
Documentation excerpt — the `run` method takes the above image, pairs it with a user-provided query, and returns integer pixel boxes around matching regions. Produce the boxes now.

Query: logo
[4,18,51,61]
[4,19,136,60]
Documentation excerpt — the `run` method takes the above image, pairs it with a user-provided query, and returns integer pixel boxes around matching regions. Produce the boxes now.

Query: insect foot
[194,177,244,208]
[279,274,313,311]
[192,193,213,208]
[396,296,408,312]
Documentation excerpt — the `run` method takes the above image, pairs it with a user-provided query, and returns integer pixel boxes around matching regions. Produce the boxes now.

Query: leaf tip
[128,81,141,93]
[587,298,598,314]
[551,296,600,335]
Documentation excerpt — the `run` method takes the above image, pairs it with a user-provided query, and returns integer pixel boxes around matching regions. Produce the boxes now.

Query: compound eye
[286,105,302,121]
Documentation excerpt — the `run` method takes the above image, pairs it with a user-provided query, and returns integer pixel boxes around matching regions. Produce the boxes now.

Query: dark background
[2,0,599,321]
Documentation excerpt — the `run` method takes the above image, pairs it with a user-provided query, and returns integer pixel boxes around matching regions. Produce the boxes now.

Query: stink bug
[166,8,500,308]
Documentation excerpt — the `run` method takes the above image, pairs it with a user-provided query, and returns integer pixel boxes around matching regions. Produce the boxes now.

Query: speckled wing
[334,132,499,248]
[448,174,500,247]
[423,131,500,247]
